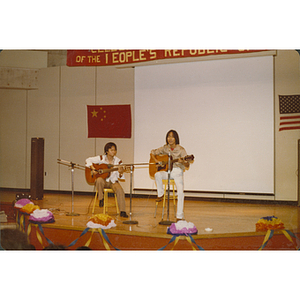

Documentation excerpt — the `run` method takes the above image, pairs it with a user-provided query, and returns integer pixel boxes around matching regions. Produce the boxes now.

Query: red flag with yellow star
[87,105,131,138]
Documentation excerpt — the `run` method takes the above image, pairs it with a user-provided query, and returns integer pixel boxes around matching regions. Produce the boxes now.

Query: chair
[154,179,177,218]
[92,188,119,215]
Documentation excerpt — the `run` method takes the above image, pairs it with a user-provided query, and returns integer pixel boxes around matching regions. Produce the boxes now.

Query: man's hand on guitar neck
[118,165,133,176]
[118,166,125,177]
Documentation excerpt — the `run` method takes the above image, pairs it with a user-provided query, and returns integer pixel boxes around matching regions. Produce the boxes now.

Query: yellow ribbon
[281,230,298,250]
[258,229,272,250]
[98,228,111,250]
[259,229,298,250]
[84,228,111,250]
[169,236,199,250]
[27,222,32,237]
[170,236,181,250]
[85,228,95,247]
[20,214,25,232]
[27,223,44,248]
[185,235,198,251]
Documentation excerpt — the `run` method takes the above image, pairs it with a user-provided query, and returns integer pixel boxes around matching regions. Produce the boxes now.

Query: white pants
[154,167,184,219]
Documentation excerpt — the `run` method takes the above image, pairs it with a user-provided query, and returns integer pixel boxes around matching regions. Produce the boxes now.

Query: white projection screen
[134,55,274,194]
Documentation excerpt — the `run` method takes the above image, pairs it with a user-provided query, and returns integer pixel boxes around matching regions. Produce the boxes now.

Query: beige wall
[0,50,300,201]
[0,89,27,188]
[0,61,134,194]
[0,50,47,68]
[274,50,300,201]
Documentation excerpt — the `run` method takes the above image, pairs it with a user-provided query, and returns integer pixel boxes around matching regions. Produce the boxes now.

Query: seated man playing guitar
[85,142,128,218]
[150,130,194,222]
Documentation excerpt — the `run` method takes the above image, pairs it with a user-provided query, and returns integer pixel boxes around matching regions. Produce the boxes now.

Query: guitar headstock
[184,155,194,162]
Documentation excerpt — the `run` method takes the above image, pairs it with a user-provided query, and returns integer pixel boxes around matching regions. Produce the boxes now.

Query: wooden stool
[154,179,176,218]
[92,188,119,215]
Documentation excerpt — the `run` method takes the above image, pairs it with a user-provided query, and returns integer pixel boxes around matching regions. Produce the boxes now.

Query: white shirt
[151,144,188,170]
[85,155,124,183]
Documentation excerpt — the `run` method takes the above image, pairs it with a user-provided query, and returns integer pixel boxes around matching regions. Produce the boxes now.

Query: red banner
[67,49,267,67]
[87,105,131,138]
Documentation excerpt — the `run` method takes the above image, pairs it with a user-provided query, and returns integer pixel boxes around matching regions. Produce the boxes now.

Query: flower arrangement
[87,214,116,229]
[255,216,285,232]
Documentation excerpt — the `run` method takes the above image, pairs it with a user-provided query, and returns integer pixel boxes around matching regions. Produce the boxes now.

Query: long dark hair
[104,142,117,154]
[165,130,180,145]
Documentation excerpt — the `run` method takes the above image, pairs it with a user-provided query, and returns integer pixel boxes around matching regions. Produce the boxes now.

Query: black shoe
[120,211,128,218]
[156,196,163,202]
[99,199,104,207]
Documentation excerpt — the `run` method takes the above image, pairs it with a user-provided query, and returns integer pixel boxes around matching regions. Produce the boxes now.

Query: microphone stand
[159,152,174,225]
[57,159,82,216]
[123,165,138,224]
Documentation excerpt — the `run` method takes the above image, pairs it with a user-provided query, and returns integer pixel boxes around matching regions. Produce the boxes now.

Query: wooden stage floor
[1,189,299,240]
[2,190,299,300]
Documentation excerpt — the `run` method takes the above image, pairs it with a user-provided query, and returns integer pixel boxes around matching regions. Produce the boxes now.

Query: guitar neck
[169,155,193,164]
[97,166,119,174]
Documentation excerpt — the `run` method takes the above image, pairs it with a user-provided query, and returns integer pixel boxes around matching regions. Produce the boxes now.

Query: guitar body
[149,155,171,178]
[85,163,110,184]
[149,154,195,178]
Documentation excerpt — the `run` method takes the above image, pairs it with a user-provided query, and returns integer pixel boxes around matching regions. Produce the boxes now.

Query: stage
[1,189,300,250]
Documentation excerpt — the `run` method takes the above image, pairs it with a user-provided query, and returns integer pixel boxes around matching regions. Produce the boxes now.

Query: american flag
[279,95,300,131]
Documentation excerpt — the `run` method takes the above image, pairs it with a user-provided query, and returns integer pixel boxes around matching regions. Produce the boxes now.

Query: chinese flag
[87,105,131,138]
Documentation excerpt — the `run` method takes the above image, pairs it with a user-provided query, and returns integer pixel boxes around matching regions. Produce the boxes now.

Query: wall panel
[96,66,134,193]
[274,50,300,200]
[60,66,96,192]
[27,67,60,190]
[0,89,27,188]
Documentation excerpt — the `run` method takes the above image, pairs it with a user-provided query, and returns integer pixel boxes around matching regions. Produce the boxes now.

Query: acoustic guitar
[85,163,119,184]
[149,154,194,177]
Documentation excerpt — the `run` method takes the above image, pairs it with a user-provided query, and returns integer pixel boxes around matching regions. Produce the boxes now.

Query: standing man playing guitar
[150,130,193,221]
[85,142,128,218]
